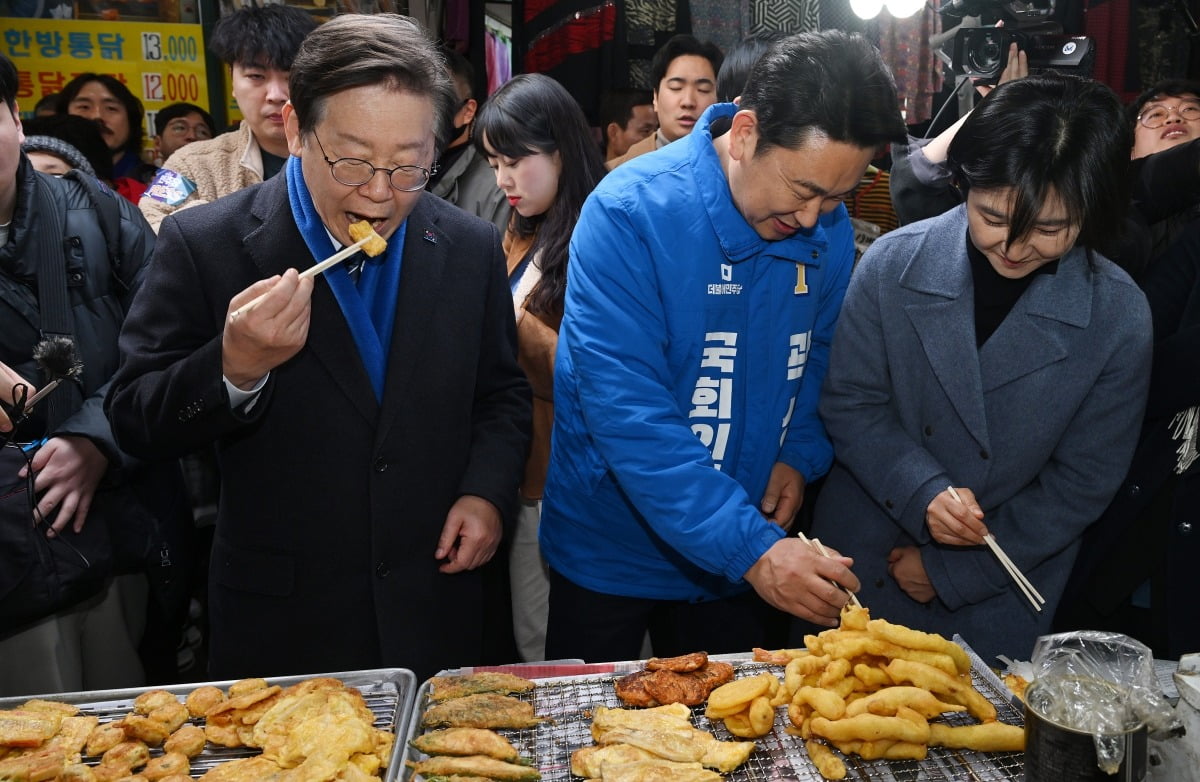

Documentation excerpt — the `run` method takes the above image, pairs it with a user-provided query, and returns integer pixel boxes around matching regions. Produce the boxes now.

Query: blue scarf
[285,155,405,401]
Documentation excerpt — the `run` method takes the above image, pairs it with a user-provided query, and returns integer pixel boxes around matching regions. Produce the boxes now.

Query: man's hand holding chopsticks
[926,486,988,546]
[222,269,314,390]
[745,538,859,627]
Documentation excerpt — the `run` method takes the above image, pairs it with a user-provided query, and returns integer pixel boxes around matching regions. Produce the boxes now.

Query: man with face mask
[427,49,509,234]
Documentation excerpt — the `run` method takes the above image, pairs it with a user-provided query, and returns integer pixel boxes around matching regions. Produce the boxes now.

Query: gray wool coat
[812,205,1152,663]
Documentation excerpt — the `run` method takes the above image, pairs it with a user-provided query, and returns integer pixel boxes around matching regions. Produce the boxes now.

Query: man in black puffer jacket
[0,53,190,694]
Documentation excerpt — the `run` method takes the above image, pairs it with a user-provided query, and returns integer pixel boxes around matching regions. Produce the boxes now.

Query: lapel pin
[423,229,438,244]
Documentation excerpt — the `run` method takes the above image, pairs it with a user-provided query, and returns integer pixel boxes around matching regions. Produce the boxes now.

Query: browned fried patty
[614,670,660,708]
[645,652,708,673]
[615,661,737,707]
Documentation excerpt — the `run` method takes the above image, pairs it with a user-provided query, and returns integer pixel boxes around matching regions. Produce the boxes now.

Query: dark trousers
[544,568,786,663]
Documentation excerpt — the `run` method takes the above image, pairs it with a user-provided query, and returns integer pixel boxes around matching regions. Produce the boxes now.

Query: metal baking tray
[0,666,416,779]
[403,647,1024,782]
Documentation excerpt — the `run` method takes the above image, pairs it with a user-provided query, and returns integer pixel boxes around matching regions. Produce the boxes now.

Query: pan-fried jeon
[422,694,542,729]
[411,728,522,762]
[645,653,707,673]
[594,759,722,782]
[428,673,535,702]
[571,744,659,777]
[614,661,734,707]
[0,710,63,748]
[410,754,542,781]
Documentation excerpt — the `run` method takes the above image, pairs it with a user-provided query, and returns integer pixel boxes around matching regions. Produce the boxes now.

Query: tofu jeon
[428,673,535,703]
[410,754,541,781]
[421,694,542,730]
[411,727,521,762]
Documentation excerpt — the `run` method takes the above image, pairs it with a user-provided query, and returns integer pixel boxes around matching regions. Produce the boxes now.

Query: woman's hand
[926,486,988,545]
[888,546,936,603]
[21,436,109,535]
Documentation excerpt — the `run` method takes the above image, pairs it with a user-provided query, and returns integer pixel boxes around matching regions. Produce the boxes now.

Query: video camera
[937,0,1095,83]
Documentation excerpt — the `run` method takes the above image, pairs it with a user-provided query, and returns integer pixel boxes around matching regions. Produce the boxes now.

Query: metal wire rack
[0,667,416,780]
[406,658,1025,782]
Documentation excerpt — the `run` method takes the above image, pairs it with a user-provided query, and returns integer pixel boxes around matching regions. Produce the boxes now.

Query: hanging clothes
[874,5,943,126]
[517,0,622,123]
[486,26,514,95]
[1084,0,1136,102]
[747,0,819,36]
[689,0,745,56]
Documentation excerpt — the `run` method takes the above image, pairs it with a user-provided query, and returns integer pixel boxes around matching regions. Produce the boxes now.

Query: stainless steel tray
[403,649,1024,782]
[0,667,416,780]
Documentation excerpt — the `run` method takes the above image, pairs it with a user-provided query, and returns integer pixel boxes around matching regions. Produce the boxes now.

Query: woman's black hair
[948,72,1131,254]
[57,73,144,159]
[474,73,606,318]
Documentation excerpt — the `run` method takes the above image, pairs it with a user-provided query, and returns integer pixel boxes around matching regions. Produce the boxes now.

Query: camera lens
[967,32,1004,76]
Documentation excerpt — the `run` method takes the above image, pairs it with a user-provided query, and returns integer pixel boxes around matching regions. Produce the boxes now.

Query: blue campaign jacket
[539,103,856,602]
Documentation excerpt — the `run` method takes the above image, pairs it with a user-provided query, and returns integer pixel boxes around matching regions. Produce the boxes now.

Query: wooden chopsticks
[229,233,375,321]
[798,530,863,608]
[946,486,1044,612]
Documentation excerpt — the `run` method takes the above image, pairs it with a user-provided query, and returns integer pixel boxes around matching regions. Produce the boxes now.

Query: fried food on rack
[122,715,170,746]
[20,700,80,718]
[410,753,542,781]
[614,661,735,707]
[60,762,98,781]
[422,694,542,730]
[411,727,521,762]
[928,721,1025,752]
[572,743,659,777]
[142,751,190,780]
[198,755,286,781]
[752,648,809,665]
[163,724,206,758]
[591,704,691,737]
[428,673,536,703]
[133,690,178,716]
[0,744,66,780]
[86,721,127,757]
[41,715,99,762]
[100,740,150,771]
[148,702,189,733]
[0,710,64,748]
[228,679,270,698]
[804,740,846,781]
[593,759,722,782]
[646,652,708,673]
[588,706,754,774]
[186,686,227,718]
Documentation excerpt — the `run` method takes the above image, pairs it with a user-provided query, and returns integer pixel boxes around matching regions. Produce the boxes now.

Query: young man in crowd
[607,34,723,170]
[138,4,316,231]
[599,87,657,163]
[106,14,530,681]
[540,31,907,661]
[150,102,215,168]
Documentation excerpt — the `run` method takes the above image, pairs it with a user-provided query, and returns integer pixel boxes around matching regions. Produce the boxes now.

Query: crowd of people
[0,6,1197,697]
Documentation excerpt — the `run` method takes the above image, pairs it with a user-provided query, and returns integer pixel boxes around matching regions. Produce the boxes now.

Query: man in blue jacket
[541,31,907,661]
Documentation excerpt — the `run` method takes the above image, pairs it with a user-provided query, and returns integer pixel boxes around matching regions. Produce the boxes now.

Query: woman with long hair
[809,73,1153,662]
[474,73,606,661]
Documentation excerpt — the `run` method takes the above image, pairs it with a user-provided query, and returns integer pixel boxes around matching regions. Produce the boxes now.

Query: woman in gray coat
[810,74,1153,663]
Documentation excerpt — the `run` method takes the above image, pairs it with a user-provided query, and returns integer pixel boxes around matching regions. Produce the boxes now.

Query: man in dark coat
[106,14,531,681]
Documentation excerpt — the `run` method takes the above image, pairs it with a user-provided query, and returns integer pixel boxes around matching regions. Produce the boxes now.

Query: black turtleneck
[967,232,1059,347]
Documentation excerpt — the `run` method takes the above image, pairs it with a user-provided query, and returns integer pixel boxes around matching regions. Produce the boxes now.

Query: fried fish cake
[185,686,226,719]
[163,724,206,758]
[86,722,128,757]
[122,715,170,747]
[421,694,542,729]
[133,691,178,716]
[646,652,708,673]
[614,670,660,708]
[411,727,521,761]
[428,673,535,702]
[410,754,541,781]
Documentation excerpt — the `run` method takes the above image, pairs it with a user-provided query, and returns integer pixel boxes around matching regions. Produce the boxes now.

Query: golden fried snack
[851,663,891,691]
[810,714,931,745]
[1003,673,1029,702]
[205,722,242,748]
[196,755,281,781]
[163,724,206,758]
[883,659,996,723]
[793,687,846,721]
[832,738,927,761]
[752,648,809,665]
[227,678,269,698]
[821,636,959,677]
[0,745,66,780]
[101,741,150,771]
[158,776,191,782]
[0,709,63,748]
[928,721,1025,752]
[421,694,542,729]
[866,619,971,675]
[86,722,127,757]
[60,763,98,781]
[148,702,188,733]
[348,220,388,257]
[185,686,226,718]
[428,673,535,702]
[843,686,966,720]
[411,727,521,762]
[122,716,170,747]
[410,754,542,781]
[45,715,100,762]
[598,759,721,782]
[614,670,659,708]
[571,743,658,777]
[706,673,775,713]
[646,652,708,672]
[591,704,691,737]
[595,728,704,763]
[805,739,846,781]
[141,752,189,781]
[20,699,80,718]
[132,691,177,716]
[840,605,870,632]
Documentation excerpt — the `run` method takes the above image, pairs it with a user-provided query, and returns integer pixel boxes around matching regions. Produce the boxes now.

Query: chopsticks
[946,486,1044,612]
[229,234,376,321]
[798,530,863,608]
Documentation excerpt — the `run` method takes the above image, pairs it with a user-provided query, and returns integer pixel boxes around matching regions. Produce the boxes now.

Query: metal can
[1025,678,1147,782]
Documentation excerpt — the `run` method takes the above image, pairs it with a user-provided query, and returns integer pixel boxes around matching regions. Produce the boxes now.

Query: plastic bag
[1029,631,1181,773]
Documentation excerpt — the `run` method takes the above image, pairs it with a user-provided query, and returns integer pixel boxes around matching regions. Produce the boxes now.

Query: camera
[946,27,1095,82]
